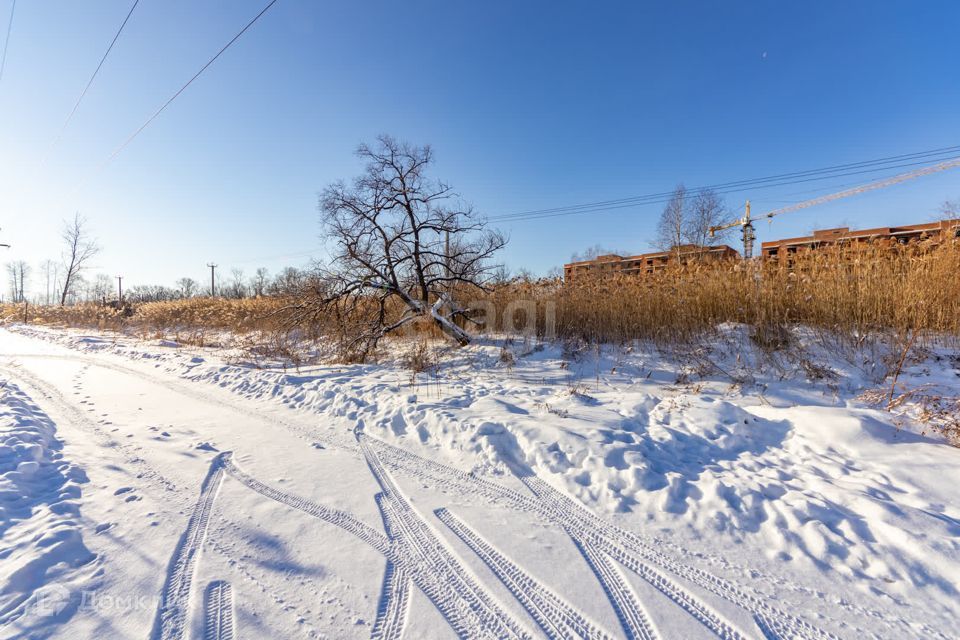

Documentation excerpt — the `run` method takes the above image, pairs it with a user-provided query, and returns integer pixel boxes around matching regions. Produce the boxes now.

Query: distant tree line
[4,212,311,306]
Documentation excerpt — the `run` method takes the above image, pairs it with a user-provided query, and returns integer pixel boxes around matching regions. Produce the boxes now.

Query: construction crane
[709,156,960,258]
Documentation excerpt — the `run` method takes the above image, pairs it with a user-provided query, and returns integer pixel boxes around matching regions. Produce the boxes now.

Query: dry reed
[3,241,958,350]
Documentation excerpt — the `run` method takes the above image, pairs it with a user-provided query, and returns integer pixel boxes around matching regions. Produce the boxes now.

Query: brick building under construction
[563,218,960,280]
[564,244,739,281]
[760,219,960,264]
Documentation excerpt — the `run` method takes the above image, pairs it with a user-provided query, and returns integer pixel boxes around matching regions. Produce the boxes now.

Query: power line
[43,0,140,161]
[492,144,960,219]
[489,151,960,223]
[100,0,280,170]
[489,144,960,222]
[491,150,960,221]
[224,153,960,268]
[0,0,16,85]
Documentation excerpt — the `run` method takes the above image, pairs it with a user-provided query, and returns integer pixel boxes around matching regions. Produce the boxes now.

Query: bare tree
[91,273,113,302]
[227,268,247,299]
[491,264,512,284]
[40,259,57,305]
[298,136,506,358]
[655,184,687,253]
[126,284,178,302]
[59,214,100,306]
[569,244,627,262]
[251,267,269,297]
[70,274,88,304]
[6,261,30,303]
[268,267,304,295]
[176,277,199,298]
[684,189,732,249]
[940,198,959,219]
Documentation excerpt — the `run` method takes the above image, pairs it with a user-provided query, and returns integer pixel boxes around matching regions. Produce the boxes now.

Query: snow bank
[0,381,96,637]
[6,323,960,628]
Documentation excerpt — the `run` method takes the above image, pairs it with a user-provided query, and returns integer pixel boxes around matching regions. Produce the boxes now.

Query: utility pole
[207,263,217,297]
[116,276,123,304]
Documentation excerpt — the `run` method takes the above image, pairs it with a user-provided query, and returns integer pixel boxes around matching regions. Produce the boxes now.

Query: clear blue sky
[1,0,958,294]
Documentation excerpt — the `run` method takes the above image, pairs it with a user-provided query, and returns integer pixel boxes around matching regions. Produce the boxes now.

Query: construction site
[565,218,960,279]
[564,159,960,280]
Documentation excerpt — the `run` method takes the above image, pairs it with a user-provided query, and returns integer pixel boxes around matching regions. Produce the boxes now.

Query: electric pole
[207,263,217,297]
[116,276,123,304]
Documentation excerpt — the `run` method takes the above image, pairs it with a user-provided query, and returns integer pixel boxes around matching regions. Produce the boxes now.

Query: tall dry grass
[3,241,958,350]
[546,241,960,345]
[5,242,957,441]
[0,297,303,346]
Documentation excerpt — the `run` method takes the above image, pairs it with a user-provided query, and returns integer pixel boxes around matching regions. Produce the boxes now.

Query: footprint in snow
[195,442,218,451]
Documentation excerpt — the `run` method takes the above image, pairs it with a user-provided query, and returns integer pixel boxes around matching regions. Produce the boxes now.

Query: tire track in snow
[524,476,835,640]
[7,346,807,636]
[370,561,411,640]
[9,337,773,633]
[151,453,226,640]
[222,453,390,555]
[362,435,534,640]
[344,436,943,639]
[355,436,834,640]
[586,536,744,640]
[203,580,236,640]
[226,452,523,639]
[375,492,530,639]
[529,479,744,639]
[369,437,540,510]
[225,451,514,640]
[572,537,659,640]
[3,335,926,638]
[436,507,616,640]
[367,437,789,638]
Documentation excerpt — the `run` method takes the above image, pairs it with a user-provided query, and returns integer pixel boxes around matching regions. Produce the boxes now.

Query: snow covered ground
[0,324,958,639]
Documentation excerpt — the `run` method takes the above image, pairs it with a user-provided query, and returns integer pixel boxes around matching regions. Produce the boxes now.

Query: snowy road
[1,327,957,639]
